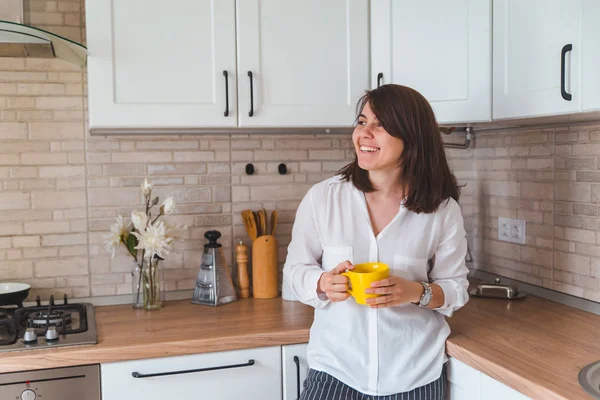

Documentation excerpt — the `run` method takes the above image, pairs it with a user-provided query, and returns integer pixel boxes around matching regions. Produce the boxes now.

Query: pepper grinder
[236,241,250,299]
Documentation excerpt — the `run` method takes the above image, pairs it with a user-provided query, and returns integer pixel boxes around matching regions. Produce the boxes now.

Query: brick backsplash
[3,0,600,303]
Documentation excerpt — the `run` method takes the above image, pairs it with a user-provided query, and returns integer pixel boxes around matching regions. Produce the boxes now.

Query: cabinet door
[86,0,237,132]
[446,357,480,400]
[236,0,369,128]
[493,0,582,120]
[370,0,491,124]
[582,0,600,112]
[101,346,281,400]
[480,373,531,400]
[282,344,309,400]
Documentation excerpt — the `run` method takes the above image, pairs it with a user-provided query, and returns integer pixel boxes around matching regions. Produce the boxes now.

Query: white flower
[160,197,175,215]
[132,221,172,260]
[103,215,129,258]
[141,178,153,197]
[131,210,148,231]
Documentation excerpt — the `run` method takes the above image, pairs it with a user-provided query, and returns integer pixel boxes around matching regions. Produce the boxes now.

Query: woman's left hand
[364,276,423,308]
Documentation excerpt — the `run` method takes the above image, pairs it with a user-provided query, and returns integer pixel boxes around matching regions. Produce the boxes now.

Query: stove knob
[21,389,36,400]
[45,326,59,342]
[23,328,38,344]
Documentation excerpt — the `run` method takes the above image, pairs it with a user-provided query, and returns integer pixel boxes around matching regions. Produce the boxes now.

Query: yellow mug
[341,262,390,305]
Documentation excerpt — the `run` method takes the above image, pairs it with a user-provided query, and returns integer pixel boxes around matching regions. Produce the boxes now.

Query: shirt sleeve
[429,199,470,317]
[282,188,330,309]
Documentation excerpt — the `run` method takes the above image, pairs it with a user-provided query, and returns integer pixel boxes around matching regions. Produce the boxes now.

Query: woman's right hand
[317,261,354,302]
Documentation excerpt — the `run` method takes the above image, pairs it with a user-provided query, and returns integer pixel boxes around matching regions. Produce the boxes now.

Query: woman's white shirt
[283,175,469,395]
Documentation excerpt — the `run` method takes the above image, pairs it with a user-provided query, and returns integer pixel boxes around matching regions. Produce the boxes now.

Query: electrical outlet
[498,217,526,245]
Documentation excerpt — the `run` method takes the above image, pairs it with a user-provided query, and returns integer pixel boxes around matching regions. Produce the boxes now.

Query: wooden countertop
[0,299,312,374]
[0,295,599,399]
[446,294,600,400]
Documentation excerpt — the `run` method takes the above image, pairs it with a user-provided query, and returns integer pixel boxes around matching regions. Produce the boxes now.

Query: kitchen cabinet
[493,0,582,119]
[447,356,481,400]
[85,0,238,131]
[582,0,600,112]
[236,0,369,128]
[86,0,369,133]
[479,373,531,400]
[100,346,281,400]
[447,357,531,400]
[282,344,309,400]
[370,0,492,124]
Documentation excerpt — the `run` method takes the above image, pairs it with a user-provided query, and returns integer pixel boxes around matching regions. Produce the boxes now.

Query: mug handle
[341,272,352,295]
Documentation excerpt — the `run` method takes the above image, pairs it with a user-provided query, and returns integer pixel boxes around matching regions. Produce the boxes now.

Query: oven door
[0,364,100,400]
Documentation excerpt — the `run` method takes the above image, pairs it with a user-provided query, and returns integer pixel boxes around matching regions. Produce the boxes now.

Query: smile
[359,145,380,153]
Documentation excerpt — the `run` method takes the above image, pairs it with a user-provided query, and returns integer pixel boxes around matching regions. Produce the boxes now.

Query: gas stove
[0,294,97,353]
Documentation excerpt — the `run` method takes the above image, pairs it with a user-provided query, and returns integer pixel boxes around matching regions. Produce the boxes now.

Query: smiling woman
[283,84,469,400]
[340,84,460,214]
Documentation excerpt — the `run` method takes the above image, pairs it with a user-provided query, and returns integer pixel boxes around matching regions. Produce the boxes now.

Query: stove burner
[29,310,72,328]
[0,295,96,353]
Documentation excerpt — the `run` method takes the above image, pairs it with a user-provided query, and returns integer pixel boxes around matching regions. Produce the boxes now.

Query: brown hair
[339,84,460,214]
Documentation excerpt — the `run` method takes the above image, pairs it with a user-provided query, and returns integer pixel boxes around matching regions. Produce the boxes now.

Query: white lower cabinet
[101,346,281,400]
[479,374,531,400]
[447,356,481,400]
[282,344,309,400]
[447,357,530,400]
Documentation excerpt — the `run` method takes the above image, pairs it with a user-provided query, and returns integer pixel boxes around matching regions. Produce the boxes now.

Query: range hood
[0,0,87,67]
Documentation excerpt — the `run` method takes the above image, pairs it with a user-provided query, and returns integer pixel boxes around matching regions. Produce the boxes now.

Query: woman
[283,84,469,399]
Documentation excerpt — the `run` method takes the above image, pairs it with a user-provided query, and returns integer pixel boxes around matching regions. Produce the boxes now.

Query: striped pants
[300,366,447,400]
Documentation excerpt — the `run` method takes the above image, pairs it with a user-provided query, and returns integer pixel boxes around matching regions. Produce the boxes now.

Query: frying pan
[0,282,31,308]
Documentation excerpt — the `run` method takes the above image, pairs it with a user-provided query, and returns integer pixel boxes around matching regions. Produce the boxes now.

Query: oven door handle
[131,359,255,378]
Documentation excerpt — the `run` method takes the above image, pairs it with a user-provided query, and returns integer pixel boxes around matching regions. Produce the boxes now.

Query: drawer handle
[293,356,300,400]
[560,44,572,101]
[131,359,255,379]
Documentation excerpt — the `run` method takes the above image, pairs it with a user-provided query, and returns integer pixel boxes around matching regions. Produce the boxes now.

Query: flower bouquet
[104,178,182,310]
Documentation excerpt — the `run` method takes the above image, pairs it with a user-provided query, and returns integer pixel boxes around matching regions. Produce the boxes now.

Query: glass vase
[142,258,165,310]
[131,262,144,309]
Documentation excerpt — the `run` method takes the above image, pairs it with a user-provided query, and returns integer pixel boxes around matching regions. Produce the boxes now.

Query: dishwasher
[0,364,100,400]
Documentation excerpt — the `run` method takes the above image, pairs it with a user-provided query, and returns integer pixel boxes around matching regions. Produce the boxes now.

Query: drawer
[101,346,281,400]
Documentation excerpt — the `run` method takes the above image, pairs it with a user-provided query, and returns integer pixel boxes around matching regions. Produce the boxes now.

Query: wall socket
[498,217,526,245]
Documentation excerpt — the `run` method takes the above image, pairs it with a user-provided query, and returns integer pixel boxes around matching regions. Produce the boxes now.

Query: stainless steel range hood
[0,0,87,67]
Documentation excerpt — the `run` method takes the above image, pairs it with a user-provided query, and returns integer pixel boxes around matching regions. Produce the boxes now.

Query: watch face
[420,284,432,306]
[423,291,432,305]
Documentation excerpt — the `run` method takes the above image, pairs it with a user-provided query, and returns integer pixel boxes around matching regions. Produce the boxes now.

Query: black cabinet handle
[248,71,254,117]
[131,359,255,379]
[293,356,301,400]
[377,72,383,88]
[561,44,572,101]
[223,70,229,117]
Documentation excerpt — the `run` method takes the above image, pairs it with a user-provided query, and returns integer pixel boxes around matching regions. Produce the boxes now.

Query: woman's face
[352,102,404,173]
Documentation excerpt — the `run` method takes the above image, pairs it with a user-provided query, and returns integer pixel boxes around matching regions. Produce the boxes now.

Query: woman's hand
[317,261,354,302]
[364,275,423,308]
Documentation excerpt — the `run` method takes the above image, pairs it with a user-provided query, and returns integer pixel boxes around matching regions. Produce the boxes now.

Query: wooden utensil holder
[252,235,279,299]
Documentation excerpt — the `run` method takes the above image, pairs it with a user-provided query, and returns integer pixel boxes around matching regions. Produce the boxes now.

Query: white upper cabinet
[236,0,369,128]
[493,0,582,120]
[86,0,368,132]
[582,0,600,112]
[86,0,237,132]
[370,0,492,125]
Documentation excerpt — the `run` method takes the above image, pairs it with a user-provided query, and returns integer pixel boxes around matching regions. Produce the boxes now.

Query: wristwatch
[418,282,432,308]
